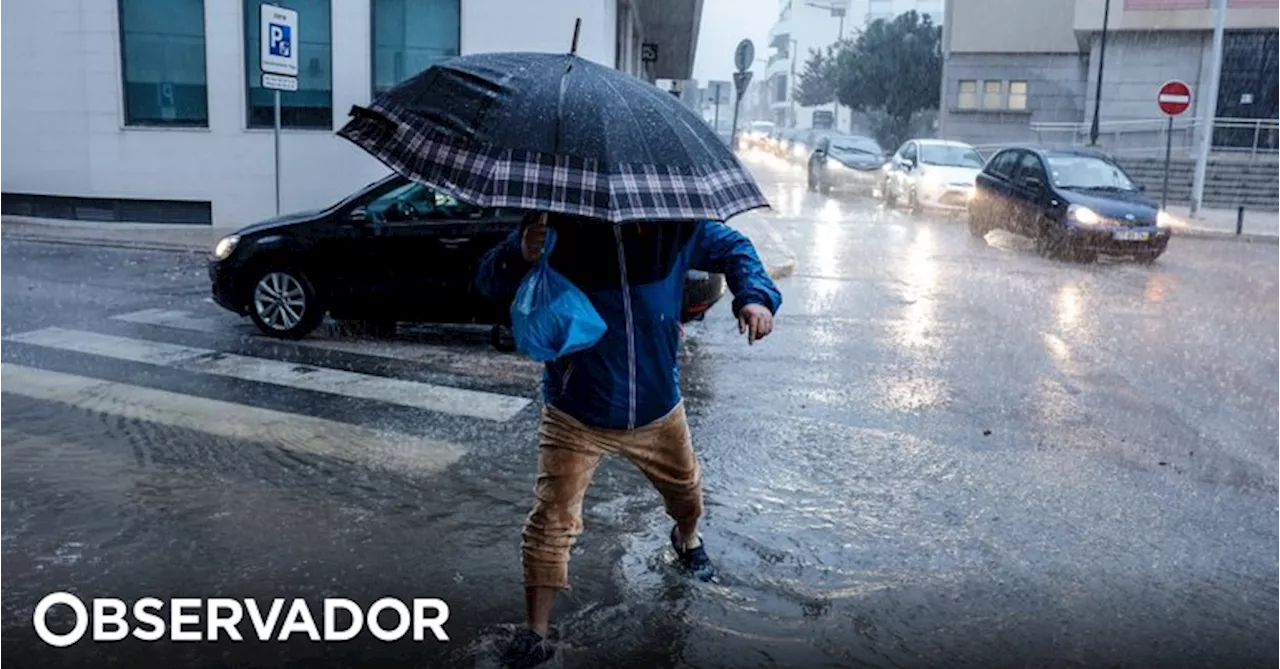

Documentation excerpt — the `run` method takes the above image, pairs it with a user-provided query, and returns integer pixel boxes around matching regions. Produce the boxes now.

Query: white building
[0,0,702,227]
[764,0,943,131]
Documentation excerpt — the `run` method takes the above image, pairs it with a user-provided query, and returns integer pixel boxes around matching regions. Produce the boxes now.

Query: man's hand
[737,304,774,345]
[521,213,548,262]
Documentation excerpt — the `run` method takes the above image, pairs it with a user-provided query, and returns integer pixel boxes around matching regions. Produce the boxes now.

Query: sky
[691,0,780,87]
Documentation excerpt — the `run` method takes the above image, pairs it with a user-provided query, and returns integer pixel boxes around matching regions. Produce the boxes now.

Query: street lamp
[1089,0,1111,146]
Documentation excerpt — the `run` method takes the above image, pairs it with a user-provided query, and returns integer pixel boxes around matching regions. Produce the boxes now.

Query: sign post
[730,39,755,151]
[1157,80,1192,211]
[261,4,299,216]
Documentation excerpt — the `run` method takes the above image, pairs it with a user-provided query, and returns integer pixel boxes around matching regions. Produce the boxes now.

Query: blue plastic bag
[510,227,607,362]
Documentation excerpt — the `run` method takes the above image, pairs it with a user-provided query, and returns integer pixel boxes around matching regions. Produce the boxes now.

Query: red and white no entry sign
[1157,80,1192,116]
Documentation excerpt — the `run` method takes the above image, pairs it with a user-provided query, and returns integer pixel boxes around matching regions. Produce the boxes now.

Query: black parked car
[209,174,726,343]
[967,146,1173,263]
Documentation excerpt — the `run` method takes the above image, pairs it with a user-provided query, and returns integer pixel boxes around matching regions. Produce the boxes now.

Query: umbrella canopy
[337,52,768,224]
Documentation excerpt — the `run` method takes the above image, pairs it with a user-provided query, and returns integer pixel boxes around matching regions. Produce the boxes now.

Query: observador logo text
[33,592,450,646]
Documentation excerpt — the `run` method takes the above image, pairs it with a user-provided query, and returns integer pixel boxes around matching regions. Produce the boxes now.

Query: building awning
[633,0,704,80]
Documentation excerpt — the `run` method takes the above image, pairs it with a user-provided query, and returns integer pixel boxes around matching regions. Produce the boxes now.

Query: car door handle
[438,237,470,247]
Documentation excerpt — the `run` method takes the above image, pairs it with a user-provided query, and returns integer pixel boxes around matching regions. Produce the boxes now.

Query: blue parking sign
[260,5,298,76]
[269,23,291,58]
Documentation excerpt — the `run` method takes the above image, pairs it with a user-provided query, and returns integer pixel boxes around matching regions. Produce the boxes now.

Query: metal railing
[1026,116,1279,160]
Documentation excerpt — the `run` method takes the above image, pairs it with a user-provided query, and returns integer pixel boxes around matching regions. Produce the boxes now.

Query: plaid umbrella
[337,52,769,224]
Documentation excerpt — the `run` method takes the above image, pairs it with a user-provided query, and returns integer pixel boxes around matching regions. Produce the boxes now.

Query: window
[1009,81,1028,110]
[987,150,1020,178]
[1014,153,1045,182]
[119,0,208,126]
[983,81,1003,109]
[365,181,478,223]
[902,142,918,162]
[244,0,332,129]
[372,0,460,95]
[958,80,977,109]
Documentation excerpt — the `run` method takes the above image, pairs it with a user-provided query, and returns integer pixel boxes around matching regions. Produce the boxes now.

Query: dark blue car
[967,146,1173,263]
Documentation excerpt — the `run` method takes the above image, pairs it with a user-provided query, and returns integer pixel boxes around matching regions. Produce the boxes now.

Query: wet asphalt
[2,156,1277,668]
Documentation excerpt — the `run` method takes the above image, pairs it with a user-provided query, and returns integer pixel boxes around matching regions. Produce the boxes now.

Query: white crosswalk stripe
[112,308,540,376]
[5,327,531,422]
[1,363,467,476]
[3,307,543,473]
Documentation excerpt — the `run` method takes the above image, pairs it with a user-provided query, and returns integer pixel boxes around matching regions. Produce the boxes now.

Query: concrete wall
[1083,30,1213,122]
[0,0,643,227]
[946,0,1079,54]
[939,52,1088,146]
[1074,0,1279,32]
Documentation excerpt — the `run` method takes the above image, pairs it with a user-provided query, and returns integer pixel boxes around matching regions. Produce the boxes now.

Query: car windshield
[920,144,984,168]
[1047,155,1138,191]
[830,138,882,156]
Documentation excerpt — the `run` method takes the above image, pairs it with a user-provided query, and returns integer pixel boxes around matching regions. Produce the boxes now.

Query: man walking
[477,211,781,668]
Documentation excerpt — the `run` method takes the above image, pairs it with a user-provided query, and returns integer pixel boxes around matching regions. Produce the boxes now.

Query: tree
[830,11,942,149]
[793,47,836,108]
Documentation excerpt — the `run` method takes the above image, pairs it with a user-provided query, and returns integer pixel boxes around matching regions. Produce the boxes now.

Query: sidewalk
[1,213,802,279]
[1,216,235,254]
[1161,205,1278,243]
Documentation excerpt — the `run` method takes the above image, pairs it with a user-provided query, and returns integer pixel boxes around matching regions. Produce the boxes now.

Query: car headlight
[1156,210,1176,228]
[213,235,240,260]
[1068,204,1102,226]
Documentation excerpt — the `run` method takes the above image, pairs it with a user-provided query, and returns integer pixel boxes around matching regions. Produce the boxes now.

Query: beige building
[937,0,1278,154]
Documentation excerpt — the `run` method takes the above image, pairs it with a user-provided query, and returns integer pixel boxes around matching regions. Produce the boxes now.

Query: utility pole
[1191,0,1227,216]
[1089,0,1111,146]
[789,38,798,127]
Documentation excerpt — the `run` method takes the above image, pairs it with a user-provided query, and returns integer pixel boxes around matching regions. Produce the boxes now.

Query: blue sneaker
[501,628,554,668]
[670,525,718,582]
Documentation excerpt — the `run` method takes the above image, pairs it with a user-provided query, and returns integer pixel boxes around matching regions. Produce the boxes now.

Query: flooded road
[3,159,1277,667]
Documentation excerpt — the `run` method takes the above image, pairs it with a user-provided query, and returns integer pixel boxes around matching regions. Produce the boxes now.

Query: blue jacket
[476,215,782,430]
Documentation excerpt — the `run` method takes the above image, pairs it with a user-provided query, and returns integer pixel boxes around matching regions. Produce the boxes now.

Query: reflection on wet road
[3,157,1277,667]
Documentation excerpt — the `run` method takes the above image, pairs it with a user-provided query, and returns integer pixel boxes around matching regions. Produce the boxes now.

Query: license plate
[1112,230,1150,241]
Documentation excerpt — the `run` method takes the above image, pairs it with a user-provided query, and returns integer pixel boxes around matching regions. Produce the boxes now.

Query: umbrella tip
[570,18,581,55]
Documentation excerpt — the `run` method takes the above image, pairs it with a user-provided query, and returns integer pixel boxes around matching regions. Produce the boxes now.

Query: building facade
[764,0,944,132]
[1,0,702,227]
[938,0,1278,152]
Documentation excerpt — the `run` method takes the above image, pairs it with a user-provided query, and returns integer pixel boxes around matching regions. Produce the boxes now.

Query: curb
[2,233,207,254]
[1168,227,1279,244]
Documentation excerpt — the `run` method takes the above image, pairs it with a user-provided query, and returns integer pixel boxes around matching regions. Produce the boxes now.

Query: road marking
[111,308,542,379]
[0,364,466,476]
[114,307,221,332]
[5,328,531,422]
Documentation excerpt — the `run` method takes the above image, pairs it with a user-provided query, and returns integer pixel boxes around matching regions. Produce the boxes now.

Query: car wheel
[491,324,516,353]
[1135,251,1163,265]
[967,207,989,238]
[248,267,323,339]
[907,187,921,214]
[1033,227,1062,259]
[1071,248,1099,264]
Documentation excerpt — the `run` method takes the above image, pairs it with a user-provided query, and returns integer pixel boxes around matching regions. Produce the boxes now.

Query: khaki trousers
[522,402,703,590]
